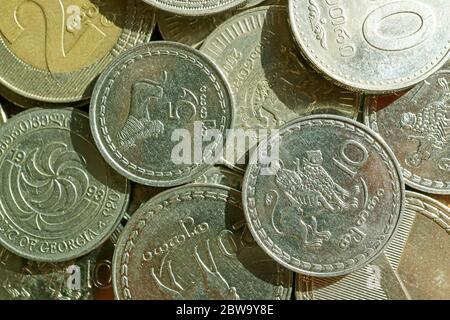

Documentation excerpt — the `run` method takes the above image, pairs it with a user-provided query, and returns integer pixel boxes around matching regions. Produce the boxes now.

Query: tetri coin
[243,115,405,276]
[113,184,292,300]
[194,166,243,191]
[142,0,247,16]
[0,108,130,262]
[289,0,450,93]
[364,63,450,194]
[0,0,156,102]
[90,42,234,187]
[296,191,450,300]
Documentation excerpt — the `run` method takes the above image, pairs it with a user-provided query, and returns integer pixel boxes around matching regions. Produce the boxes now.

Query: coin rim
[142,0,248,16]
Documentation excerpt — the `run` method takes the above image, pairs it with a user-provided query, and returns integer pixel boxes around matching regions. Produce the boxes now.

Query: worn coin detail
[0,0,156,102]
[90,42,234,187]
[289,0,450,93]
[113,184,292,300]
[364,64,450,194]
[0,108,129,262]
[142,0,247,16]
[243,115,405,276]
[296,191,450,300]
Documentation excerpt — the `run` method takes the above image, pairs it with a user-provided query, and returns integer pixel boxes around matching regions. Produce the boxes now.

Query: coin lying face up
[289,0,450,93]
[365,63,450,194]
[0,108,129,262]
[113,184,292,300]
[243,115,405,276]
[90,42,234,187]
[142,0,248,16]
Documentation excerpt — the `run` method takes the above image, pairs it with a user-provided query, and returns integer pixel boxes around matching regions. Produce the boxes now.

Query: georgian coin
[289,0,450,93]
[142,0,247,16]
[0,99,6,124]
[364,64,450,194]
[113,184,292,300]
[125,183,168,219]
[0,0,156,103]
[243,115,405,276]
[296,191,450,300]
[201,6,360,163]
[194,166,243,191]
[90,42,234,187]
[0,108,130,262]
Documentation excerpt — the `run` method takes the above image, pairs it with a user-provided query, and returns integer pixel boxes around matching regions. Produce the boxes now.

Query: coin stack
[0,0,448,300]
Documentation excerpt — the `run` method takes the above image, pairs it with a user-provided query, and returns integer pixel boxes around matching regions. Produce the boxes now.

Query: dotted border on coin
[289,0,450,92]
[116,188,290,300]
[244,118,403,276]
[97,49,227,179]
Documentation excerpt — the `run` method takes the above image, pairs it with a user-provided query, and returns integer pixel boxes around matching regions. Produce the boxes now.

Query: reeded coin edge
[243,114,405,277]
[143,0,248,16]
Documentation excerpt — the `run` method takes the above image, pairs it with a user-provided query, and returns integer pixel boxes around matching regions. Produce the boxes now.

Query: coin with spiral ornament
[0,0,156,103]
[296,191,450,300]
[113,184,292,300]
[0,108,130,262]
[142,0,248,16]
[364,63,450,194]
[289,0,450,93]
[243,115,405,276]
[90,42,234,187]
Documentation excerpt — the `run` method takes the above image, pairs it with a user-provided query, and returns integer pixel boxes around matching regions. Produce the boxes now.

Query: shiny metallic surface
[243,115,405,276]
[0,99,6,124]
[142,0,247,16]
[194,166,243,191]
[113,184,292,300]
[289,0,450,93]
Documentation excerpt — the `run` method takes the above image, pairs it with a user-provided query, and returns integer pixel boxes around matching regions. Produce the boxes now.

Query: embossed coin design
[365,65,450,194]
[194,166,243,191]
[296,191,450,300]
[0,108,129,262]
[90,42,234,187]
[289,0,450,93]
[0,0,156,102]
[142,0,247,16]
[201,6,360,162]
[113,184,292,300]
[243,115,405,276]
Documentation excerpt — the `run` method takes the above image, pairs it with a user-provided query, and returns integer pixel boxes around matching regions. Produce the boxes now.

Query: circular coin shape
[296,191,450,300]
[289,0,450,93]
[90,42,234,187]
[243,115,405,276]
[364,65,450,194]
[0,0,156,103]
[113,184,292,300]
[0,108,130,262]
[142,0,247,16]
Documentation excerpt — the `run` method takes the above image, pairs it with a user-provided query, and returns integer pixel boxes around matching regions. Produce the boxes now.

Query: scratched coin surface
[0,108,129,262]
[364,64,450,194]
[243,115,404,276]
[201,6,360,163]
[296,191,450,300]
[90,42,234,187]
[113,184,292,300]
[289,0,450,93]
[0,0,156,103]
[142,0,247,16]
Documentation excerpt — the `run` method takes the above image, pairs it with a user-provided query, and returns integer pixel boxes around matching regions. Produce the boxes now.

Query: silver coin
[193,165,243,191]
[289,0,450,93]
[90,42,234,187]
[296,191,450,300]
[364,63,450,194]
[0,99,6,124]
[243,115,405,276]
[142,0,247,16]
[113,184,292,300]
[0,108,130,262]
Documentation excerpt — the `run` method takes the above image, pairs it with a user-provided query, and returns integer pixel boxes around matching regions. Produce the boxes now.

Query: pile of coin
[0,0,448,300]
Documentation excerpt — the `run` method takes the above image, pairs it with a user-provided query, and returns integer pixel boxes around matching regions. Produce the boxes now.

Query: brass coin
[0,0,156,103]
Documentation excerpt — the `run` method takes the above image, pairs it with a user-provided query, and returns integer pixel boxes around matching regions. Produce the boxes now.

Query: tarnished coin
[289,0,450,93]
[194,166,243,191]
[0,108,129,262]
[243,115,405,276]
[0,0,156,103]
[113,184,292,300]
[296,191,450,300]
[364,64,450,194]
[142,0,247,16]
[90,42,234,187]
[201,6,360,156]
